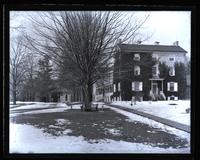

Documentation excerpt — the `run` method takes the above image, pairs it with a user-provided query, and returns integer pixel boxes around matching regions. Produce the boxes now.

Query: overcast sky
[10,11,191,57]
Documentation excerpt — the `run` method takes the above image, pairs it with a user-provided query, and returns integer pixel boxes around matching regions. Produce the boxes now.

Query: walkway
[106,103,190,133]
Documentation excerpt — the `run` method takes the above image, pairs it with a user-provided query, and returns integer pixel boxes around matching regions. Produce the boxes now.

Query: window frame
[133,53,140,61]
[167,82,178,92]
[169,67,175,76]
[152,66,157,75]
[134,65,140,76]
[132,81,143,91]
[169,57,175,61]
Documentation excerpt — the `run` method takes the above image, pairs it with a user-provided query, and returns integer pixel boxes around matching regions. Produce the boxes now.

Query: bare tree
[10,35,28,104]
[24,11,150,111]
[18,51,39,101]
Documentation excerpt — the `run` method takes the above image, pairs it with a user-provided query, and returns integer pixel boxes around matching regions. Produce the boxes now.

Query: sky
[10,11,191,57]
[142,11,191,56]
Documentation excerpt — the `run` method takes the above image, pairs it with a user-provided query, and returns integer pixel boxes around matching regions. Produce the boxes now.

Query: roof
[119,44,187,53]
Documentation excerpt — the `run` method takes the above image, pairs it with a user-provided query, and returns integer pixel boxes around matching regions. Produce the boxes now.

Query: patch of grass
[10,108,189,149]
[168,103,177,105]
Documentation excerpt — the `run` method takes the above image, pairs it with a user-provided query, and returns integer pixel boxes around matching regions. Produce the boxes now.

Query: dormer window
[169,57,175,61]
[134,65,140,76]
[152,64,159,78]
[133,53,140,61]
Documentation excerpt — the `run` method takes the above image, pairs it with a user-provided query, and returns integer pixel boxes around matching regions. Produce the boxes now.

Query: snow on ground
[111,100,190,126]
[56,103,68,107]
[10,101,37,105]
[106,106,190,143]
[11,102,67,111]
[9,102,190,153]
[55,119,71,125]
[10,123,190,153]
[10,102,50,110]
[10,102,68,117]
[10,101,47,108]
[106,128,121,136]
[68,104,82,109]
[10,108,67,118]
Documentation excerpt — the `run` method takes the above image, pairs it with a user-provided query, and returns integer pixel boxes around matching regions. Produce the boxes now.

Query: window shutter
[167,82,170,91]
[118,82,121,91]
[114,84,116,92]
[132,82,135,91]
[173,68,175,76]
[174,83,178,91]
[139,82,143,91]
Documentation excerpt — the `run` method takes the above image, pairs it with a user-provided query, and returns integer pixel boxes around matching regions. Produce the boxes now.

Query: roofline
[120,49,187,53]
[119,44,188,53]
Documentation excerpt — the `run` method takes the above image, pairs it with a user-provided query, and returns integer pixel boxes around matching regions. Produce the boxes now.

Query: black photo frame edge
[1,2,200,160]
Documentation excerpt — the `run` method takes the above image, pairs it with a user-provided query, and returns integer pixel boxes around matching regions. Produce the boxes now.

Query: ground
[111,100,190,125]
[9,101,190,153]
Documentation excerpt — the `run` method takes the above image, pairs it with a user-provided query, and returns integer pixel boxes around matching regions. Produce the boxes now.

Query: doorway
[152,83,158,95]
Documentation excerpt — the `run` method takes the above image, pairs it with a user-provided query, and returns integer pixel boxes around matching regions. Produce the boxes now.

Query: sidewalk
[106,103,190,133]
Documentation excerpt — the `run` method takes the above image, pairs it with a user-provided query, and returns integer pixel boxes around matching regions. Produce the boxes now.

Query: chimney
[154,41,160,45]
[117,39,122,44]
[173,41,179,46]
[137,40,142,44]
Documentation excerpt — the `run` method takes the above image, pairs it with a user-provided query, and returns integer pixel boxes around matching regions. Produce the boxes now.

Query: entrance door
[152,83,158,95]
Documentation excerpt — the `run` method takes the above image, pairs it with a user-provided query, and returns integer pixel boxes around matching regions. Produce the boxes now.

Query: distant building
[94,41,188,102]
[93,72,113,102]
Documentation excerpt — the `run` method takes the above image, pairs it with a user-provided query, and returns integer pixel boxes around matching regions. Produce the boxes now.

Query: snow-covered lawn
[111,100,190,126]
[10,123,189,153]
[10,102,63,110]
[10,101,37,105]
[9,102,190,153]
[10,102,68,117]
[106,106,190,143]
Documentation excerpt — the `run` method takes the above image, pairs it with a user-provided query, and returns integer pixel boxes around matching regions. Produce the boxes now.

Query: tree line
[10,11,151,110]
[10,11,190,109]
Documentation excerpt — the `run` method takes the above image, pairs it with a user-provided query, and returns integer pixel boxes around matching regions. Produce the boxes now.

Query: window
[152,66,157,75]
[169,57,175,61]
[133,53,140,61]
[132,81,143,91]
[167,82,178,92]
[152,65,159,76]
[118,82,121,91]
[114,84,116,92]
[152,56,159,61]
[134,65,140,76]
[169,67,175,76]
[168,96,178,100]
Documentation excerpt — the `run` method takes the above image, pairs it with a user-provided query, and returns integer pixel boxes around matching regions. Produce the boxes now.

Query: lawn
[111,100,190,125]
[9,102,190,153]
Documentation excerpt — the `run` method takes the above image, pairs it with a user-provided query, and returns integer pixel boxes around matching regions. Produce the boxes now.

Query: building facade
[93,72,113,102]
[111,41,187,101]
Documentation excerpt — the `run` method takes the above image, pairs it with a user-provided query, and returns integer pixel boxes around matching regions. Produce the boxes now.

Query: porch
[149,78,165,100]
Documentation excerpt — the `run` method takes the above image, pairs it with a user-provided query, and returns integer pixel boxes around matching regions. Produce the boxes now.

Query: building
[111,41,187,101]
[93,72,113,102]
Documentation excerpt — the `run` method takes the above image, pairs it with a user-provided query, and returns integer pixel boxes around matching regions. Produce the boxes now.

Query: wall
[153,52,186,66]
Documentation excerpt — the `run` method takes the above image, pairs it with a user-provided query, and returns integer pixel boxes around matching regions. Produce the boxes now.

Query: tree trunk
[83,84,93,111]
[102,86,105,102]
